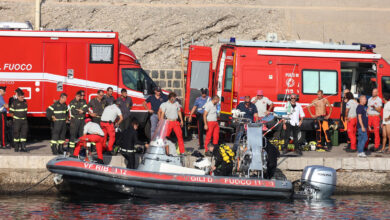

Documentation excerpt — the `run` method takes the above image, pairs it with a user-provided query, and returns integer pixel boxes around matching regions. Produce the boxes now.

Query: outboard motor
[296,165,336,200]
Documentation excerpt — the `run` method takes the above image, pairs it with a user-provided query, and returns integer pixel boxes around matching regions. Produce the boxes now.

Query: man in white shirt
[72,118,106,164]
[159,92,185,154]
[367,88,382,151]
[251,90,273,118]
[282,94,305,155]
[100,101,123,153]
[203,95,220,154]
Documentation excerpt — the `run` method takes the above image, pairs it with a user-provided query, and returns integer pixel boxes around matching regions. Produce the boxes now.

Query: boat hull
[47,157,293,200]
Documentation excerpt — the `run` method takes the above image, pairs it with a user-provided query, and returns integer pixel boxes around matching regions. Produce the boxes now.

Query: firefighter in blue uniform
[9,90,28,152]
[0,86,8,148]
[47,93,68,155]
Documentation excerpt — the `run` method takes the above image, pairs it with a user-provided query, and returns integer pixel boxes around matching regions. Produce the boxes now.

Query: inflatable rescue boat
[47,120,336,200]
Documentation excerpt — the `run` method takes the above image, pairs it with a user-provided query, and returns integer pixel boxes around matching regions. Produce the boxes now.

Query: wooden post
[35,0,41,30]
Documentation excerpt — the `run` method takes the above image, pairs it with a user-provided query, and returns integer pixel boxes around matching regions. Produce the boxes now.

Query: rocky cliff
[1,0,390,69]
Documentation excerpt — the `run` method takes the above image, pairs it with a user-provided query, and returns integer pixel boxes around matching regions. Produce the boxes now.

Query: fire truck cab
[0,23,157,136]
[184,37,390,138]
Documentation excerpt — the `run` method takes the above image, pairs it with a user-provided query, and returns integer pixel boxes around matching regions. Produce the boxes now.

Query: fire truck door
[66,43,87,93]
[219,49,234,114]
[184,46,213,115]
[43,43,67,111]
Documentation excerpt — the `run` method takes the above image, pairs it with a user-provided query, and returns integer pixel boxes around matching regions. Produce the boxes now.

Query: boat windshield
[151,119,169,143]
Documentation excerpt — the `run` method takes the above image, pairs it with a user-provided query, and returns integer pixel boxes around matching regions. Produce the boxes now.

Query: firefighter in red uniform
[100,100,123,152]
[72,118,106,164]
[203,95,220,155]
[159,92,185,154]
[47,93,68,155]
[367,88,382,151]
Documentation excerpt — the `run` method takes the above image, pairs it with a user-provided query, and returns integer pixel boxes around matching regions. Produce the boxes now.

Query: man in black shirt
[104,87,115,106]
[237,96,259,122]
[118,119,146,169]
[88,90,106,124]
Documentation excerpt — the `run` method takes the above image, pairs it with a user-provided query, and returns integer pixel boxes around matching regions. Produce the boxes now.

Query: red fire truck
[0,25,157,134]
[184,37,390,138]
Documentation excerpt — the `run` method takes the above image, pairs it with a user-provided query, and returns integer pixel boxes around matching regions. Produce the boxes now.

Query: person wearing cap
[143,86,167,138]
[68,90,88,154]
[104,87,115,106]
[204,95,220,154]
[0,86,8,148]
[159,92,185,154]
[100,100,123,153]
[9,90,28,152]
[88,90,106,124]
[237,96,259,122]
[72,118,106,164]
[116,89,133,131]
[47,93,68,155]
[251,90,273,118]
[188,88,211,149]
[7,88,23,149]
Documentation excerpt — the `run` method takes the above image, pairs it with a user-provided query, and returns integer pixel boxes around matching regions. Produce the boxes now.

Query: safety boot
[14,142,19,152]
[51,144,58,155]
[20,142,28,152]
[57,144,64,154]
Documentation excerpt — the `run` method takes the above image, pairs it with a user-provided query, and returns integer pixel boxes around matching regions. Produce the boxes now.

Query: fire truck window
[90,44,113,63]
[320,71,337,94]
[224,65,233,91]
[382,76,390,98]
[302,70,319,94]
[302,70,337,94]
[122,69,142,91]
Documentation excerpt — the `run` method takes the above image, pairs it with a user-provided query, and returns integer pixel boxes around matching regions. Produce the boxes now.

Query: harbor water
[1,194,390,219]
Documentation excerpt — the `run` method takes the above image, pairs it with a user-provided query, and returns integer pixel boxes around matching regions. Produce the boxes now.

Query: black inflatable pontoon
[47,157,293,199]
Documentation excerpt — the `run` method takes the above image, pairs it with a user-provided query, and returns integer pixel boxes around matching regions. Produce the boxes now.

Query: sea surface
[0,194,389,219]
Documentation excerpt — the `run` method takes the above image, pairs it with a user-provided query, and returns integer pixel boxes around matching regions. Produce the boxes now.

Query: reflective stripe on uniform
[58,140,65,144]
[49,106,54,110]
[50,140,58,144]
[55,118,66,121]
[13,138,20,142]
[12,108,27,112]
[20,138,26,142]
[54,110,67,114]
[69,142,75,148]
[13,116,26,120]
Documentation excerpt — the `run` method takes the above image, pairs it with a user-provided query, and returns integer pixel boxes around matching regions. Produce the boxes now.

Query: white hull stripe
[0,72,145,99]
[257,50,381,59]
[0,31,116,39]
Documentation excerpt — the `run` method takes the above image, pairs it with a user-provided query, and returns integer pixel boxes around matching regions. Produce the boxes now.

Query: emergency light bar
[219,38,362,51]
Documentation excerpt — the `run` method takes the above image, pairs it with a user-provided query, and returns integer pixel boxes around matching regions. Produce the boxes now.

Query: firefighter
[104,87,115,106]
[345,92,358,153]
[143,86,167,139]
[367,88,382,151]
[88,90,106,124]
[116,89,133,131]
[308,90,333,150]
[7,88,23,149]
[100,100,123,153]
[47,93,68,155]
[159,92,185,154]
[72,118,106,164]
[188,88,210,149]
[68,90,88,154]
[204,95,220,155]
[9,90,28,152]
[118,119,147,169]
[251,90,273,118]
[0,86,8,148]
